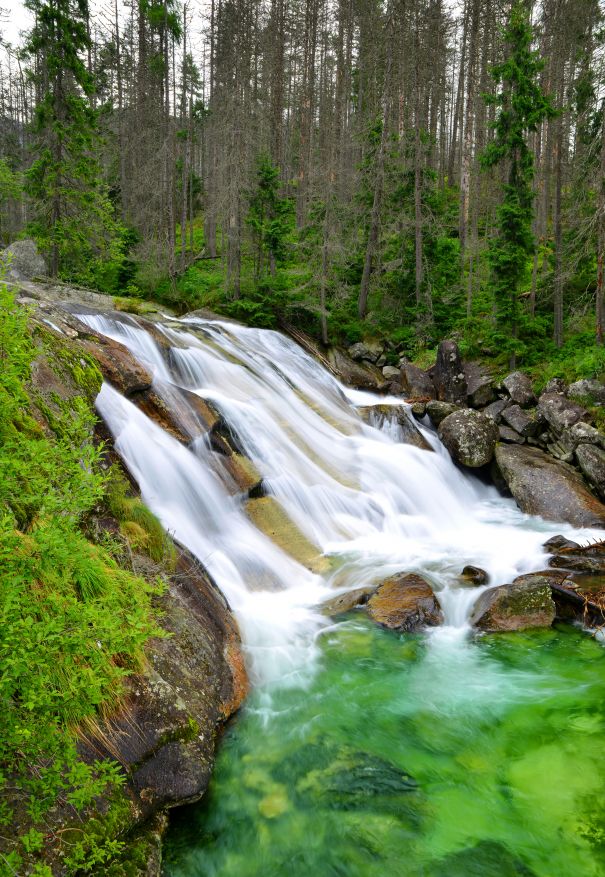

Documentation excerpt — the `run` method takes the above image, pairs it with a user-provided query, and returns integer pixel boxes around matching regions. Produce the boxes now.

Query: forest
[0,0,604,374]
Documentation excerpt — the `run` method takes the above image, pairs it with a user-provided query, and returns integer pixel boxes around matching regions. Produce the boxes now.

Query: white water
[79,310,597,685]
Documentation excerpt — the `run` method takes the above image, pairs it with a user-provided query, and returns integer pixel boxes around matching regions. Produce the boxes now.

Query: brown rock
[365,572,443,631]
[399,361,436,399]
[461,565,489,585]
[79,334,153,396]
[327,348,389,391]
[471,575,556,632]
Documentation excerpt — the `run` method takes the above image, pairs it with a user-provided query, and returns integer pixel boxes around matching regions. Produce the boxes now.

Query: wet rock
[245,496,329,575]
[328,348,388,391]
[365,572,443,631]
[382,365,401,381]
[1,238,47,280]
[79,333,153,396]
[347,340,384,363]
[464,362,495,407]
[80,549,248,823]
[359,404,433,451]
[433,340,467,404]
[399,361,436,399]
[482,397,510,422]
[549,574,605,627]
[537,392,588,434]
[494,444,605,528]
[576,444,605,501]
[438,409,499,467]
[501,404,541,438]
[411,401,426,419]
[426,400,459,427]
[568,378,605,405]
[136,383,220,443]
[550,553,605,573]
[543,534,580,552]
[320,585,377,617]
[471,575,556,632]
[502,371,536,408]
[499,425,524,444]
[461,565,489,585]
[543,377,567,395]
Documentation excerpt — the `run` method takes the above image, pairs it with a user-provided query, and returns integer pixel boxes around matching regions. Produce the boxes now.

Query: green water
[164,621,605,877]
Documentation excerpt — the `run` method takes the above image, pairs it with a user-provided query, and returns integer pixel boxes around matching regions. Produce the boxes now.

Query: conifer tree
[480,1,554,367]
[246,155,292,280]
[24,0,118,278]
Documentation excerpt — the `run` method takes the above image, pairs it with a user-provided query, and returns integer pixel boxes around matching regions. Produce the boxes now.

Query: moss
[113,296,159,317]
[33,322,103,402]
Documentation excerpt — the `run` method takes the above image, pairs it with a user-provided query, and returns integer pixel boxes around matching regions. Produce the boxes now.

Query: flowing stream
[78,310,605,876]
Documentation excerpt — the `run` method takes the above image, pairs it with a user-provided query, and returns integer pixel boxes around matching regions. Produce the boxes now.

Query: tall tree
[480,1,554,367]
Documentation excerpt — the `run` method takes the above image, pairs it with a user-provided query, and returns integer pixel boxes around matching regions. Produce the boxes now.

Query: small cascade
[79,310,594,684]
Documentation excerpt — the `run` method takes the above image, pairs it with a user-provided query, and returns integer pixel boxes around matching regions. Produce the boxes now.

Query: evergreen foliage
[480,2,555,366]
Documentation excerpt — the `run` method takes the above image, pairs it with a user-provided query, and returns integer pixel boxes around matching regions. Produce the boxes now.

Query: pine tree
[246,155,292,281]
[24,0,119,278]
[480,1,554,367]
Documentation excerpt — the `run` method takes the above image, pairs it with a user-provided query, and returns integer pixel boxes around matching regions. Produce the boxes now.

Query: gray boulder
[348,340,384,364]
[426,400,459,427]
[499,425,524,444]
[502,371,536,407]
[543,377,567,395]
[328,348,388,391]
[538,392,588,434]
[465,362,495,407]
[494,444,605,527]
[501,404,541,438]
[399,361,436,399]
[576,444,605,501]
[471,575,555,632]
[359,404,432,451]
[438,409,499,468]
[483,398,510,422]
[382,365,401,381]
[433,340,467,404]
[568,378,605,405]
[1,238,47,280]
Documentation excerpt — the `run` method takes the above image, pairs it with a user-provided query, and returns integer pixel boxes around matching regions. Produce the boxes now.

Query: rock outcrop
[438,409,499,467]
[1,238,47,280]
[471,575,556,632]
[365,572,443,631]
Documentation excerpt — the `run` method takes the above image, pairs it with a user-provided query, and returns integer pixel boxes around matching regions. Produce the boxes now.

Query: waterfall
[79,310,590,685]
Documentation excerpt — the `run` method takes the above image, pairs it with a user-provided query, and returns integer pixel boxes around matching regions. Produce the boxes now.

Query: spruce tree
[246,155,292,280]
[480,1,554,367]
[24,0,118,278]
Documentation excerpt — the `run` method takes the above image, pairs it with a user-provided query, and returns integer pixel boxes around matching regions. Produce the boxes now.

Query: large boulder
[471,574,556,632]
[347,339,384,364]
[576,444,605,501]
[567,378,605,405]
[1,238,47,280]
[501,404,541,438]
[438,409,499,468]
[464,362,495,408]
[482,397,510,422]
[502,371,536,408]
[494,444,605,527]
[433,340,467,404]
[365,572,443,631]
[328,348,388,391]
[537,392,588,434]
[359,404,433,451]
[399,361,436,399]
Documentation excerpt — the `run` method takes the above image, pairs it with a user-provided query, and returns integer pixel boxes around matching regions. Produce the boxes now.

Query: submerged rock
[433,340,467,404]
[502,371,536,408]
[431,840,537,877]
[365,572,443,631]
[494,444,605,528]
[461,565,489,586]
[471,575,556,632]
[438,409,499,467]
[320,586,377,617]
[359,404,433,451]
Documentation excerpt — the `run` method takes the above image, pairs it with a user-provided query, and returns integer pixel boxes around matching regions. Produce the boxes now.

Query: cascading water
[76,309,595,683]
